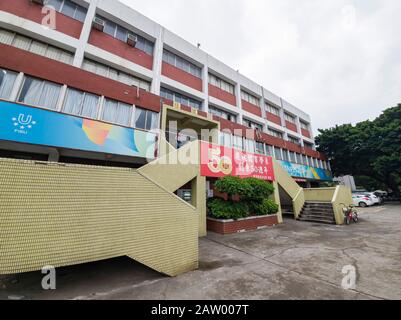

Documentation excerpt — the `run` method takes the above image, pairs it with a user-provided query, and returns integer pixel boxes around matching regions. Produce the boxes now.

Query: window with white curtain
[0,69,18,100]
[208,73,235,94]
[134,107,158,131]
[289,151,296,163]
[101,98,133,127]
[244,139,256,153]
[162,50,202,78]
[63,88,100,119]
[283,150,290,161]
[219,132,232,148]
[256,142,265,155]
[233,135,243,151]
[82,59,151,91]
[274,147,283,160]
[285,113,296,123]
[18,76,61,110]
[241,90,259,106]
[0,28,74,64]
[268,128,284,139]
[266,103,280,116]
[209,106,237,123]
[265,145,273,156]
[300,121,309,130]
[160,87,202,109]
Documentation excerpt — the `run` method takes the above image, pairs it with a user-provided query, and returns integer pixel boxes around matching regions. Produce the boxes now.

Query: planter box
[207,215,279,235]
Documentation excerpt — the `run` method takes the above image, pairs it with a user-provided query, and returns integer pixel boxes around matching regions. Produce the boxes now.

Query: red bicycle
[340,203,359,225]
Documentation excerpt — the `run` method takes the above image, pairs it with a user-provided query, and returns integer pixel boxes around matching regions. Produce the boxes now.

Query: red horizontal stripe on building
[242,100,262,117]
[266,112,282,126]
[88,30,153,70]
[0,0,83,39]
[208,84,236,106]
[301,128,311,138]
[285,121,298,133]
[161,62,203,92]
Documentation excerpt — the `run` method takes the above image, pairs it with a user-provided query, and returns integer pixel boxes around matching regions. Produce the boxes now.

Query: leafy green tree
[316,104,401,196]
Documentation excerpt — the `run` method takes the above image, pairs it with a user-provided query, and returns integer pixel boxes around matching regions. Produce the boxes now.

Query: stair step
[302,208,334,212]
[299,214,335,220]
[304,204,333,208]
[298,217,336,224]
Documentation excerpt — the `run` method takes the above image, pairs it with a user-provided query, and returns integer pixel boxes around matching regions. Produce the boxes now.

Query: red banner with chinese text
[200,142,275,181]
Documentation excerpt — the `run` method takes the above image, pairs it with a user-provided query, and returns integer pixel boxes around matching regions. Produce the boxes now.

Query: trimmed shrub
[252,199,280,216]
[214,176,252,200]
[265,199,279,214]
[209,177,278,219]
[207,198,249,220]
[243,178,275,201]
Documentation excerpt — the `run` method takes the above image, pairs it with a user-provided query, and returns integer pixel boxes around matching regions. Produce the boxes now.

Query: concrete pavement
[1,204,400,300]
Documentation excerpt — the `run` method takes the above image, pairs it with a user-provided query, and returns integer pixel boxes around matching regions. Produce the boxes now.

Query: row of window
[162,50,202,79]
[0,28,74,65]
[209,106,237,123]
[1,68,319,166]
[160,87,202,110]
[208,73,235,95]
[219,132,328,170]
[0,26,307,135]
[284,113,296,124]
[0,68,158,131]
[82,59,151,91]
[287,135,301,145]
[96,15,154,56]
[300,121,309,130]
[45,0,87,23]
[266,103,280,116]
[268,128,284,139]
[241,91,260,106]
[243,118,263,131]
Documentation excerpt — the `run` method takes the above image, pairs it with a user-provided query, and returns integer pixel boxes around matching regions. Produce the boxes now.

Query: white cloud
[120,0,401,133]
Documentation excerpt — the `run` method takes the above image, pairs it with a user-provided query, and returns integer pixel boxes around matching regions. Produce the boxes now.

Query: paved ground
[1,204,400,300]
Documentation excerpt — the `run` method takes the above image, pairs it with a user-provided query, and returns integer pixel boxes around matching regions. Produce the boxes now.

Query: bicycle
[340,203,359,225]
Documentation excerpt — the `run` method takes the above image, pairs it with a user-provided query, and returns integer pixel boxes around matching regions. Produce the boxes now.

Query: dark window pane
[116,26,127,42]
[60,1,76,18]
[46,0,63,11]
[0,69,5,87]
[104,20,116,37]
[145,41,153,55]
[135,108,147,129]
[74,5,87,22]
[18,77,34,103]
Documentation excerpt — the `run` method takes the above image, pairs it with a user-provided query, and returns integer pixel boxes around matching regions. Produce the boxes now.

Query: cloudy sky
[121,0,400,133]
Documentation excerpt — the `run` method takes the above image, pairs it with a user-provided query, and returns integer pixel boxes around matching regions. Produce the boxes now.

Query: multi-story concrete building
[0,0,342,277]
[0,0,331,181]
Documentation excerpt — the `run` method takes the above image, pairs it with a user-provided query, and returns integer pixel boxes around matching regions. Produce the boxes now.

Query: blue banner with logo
[279,160,332,181]
[0,100,157,159]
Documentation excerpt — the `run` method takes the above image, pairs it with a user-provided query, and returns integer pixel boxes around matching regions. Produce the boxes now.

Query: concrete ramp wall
[0,158,199,277]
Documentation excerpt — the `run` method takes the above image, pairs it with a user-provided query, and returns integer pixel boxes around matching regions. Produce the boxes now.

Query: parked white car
[353,192,382,205]
[352,194,374,207]
[366,193,382,205]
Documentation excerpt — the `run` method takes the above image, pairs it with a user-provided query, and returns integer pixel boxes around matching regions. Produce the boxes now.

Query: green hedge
[207,198,249,220]
[208,177,279,220]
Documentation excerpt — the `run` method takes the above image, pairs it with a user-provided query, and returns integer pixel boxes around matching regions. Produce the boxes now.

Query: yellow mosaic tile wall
[0,158,199,277]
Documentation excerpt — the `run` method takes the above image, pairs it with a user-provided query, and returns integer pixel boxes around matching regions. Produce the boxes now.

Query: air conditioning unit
[92,17,105,32]
[127,34,138,47]
[31,0,45,5]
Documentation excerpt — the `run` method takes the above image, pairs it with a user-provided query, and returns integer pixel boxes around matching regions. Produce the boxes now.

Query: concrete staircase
[298,202,336,224]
